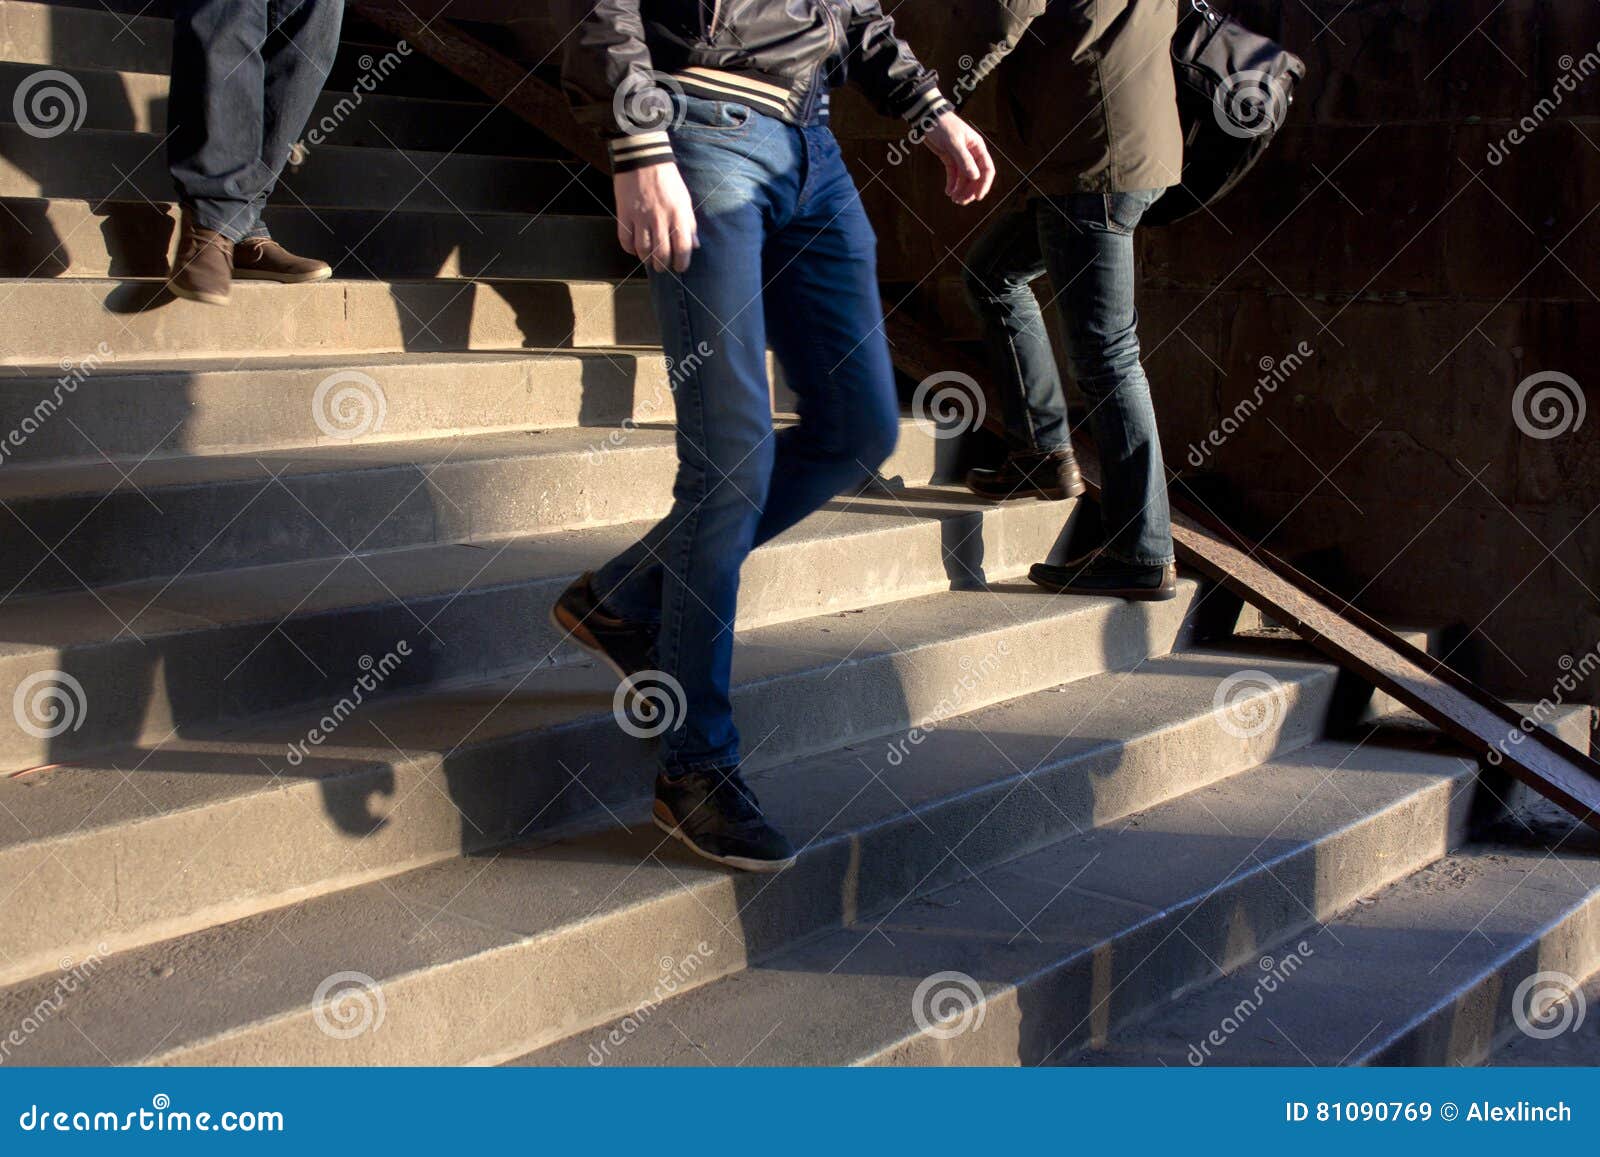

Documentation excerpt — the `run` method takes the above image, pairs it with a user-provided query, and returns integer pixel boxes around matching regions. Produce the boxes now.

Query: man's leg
[231,0,342,280]
[960,202,1085,502]
[1028,190,1175,599]
[751,125,899,547]
[250,0,343,235]
[553,101,798,871]
[168,0,271,240]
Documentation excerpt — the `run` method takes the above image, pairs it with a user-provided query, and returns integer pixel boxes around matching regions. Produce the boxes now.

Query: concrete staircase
[0,0,1597,1067]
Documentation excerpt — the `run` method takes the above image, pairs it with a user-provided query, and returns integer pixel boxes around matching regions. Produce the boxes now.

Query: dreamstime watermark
[586,943,716,1064]
[311,971,386,1040]
[1213,69,1292,139]
[613,669,687,739]
[0,945,109,1065]
[13,69,86,139]
[13,669,87,740]
[1212,669,1285,740]
[1511,370,1585,440]
[0,342,112,467]
[912,371,987,440]
[17,1094,284,1134]
[1485,642,1599,766]
[912,970,986,1040]
[1487,39,1600,165]
[884,640,1013,767]
[284,642,412,766]
[1512,970,1587,1040]
[293,42,412,158]
[1187,942,1315,1065]
[885,49,1004,166]
[587,341,714,463]
[613,70,687,135]
[1187,341,1314,467]
[312,369,388,440]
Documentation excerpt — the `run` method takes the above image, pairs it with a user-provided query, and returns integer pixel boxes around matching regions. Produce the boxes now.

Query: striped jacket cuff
[609,131,676,173]
[901,86,953,124]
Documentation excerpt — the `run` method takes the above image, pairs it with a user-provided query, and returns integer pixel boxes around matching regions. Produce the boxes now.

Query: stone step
[511,731,1480,1066]
[0,198,630,282]
[1064,810,1600,1066]
[0,578,1216,989]
[0,418,955,600]
[0,348,674,465]
[0,125,603,214]
[1490,967,1600,1066]
[0,0,487,102]
[0,486,1072,770]
[0,643,1337,1061]
[0,60,550,155]
[0,276,656,365]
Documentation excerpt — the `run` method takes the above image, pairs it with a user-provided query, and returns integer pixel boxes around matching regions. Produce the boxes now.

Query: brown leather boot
[168,213,233,306]
[965,447,1087,502]
[232,236,333,283]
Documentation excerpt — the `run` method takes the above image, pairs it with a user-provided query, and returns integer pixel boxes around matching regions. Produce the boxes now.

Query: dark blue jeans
[168,0,344,241]
[963,191,1174,567]
[594,96,899,776]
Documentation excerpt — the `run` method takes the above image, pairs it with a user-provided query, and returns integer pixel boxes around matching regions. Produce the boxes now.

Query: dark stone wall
[832,0,1597,707]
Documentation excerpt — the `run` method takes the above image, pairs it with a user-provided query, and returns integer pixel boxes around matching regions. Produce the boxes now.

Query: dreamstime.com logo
[313,369,388,440]
[614,71,687,134]
[13,669,87,740]
[912,371,986,440]
[1512,971,1587,1040]
[1213,70,1291,139]
[911,970,986,1040]
[1511,371,1585,440]
[12,69,87,139]
[1212,669,1284,740]
[311,971,386,1040]
[614,670,687,739]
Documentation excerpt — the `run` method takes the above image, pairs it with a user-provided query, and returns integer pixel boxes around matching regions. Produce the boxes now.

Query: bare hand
[922,112,996,206]
[614,163,699,273]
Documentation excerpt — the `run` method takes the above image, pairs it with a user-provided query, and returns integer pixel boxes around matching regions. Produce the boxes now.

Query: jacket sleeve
[561,0,676,173]
[840,1,953,124]
[965,0,1047,89]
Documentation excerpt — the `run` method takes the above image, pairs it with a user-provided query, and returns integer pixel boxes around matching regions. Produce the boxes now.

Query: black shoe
[1028,554,1178,601]
[966,448,1087,502]
[549,572,656,679]
[653,766,797,873]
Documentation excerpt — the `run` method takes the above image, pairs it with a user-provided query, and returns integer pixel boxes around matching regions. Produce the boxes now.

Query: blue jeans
[963,191,1174,567]
[168,0,344,241]
[594,96,899,776]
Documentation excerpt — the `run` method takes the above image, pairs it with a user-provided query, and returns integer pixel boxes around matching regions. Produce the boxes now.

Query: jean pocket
[673,98,755,134]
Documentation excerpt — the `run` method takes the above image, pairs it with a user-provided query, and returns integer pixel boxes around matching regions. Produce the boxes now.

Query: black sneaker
[966,448,1086,502]
[549,572,656,680]
[1028,553,1178,601]
[653,766,797,873]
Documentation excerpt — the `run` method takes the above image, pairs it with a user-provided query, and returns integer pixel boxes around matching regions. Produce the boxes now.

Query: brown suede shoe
[232,237,333,283]
[168,213,233,306]
[966,447,1087,502]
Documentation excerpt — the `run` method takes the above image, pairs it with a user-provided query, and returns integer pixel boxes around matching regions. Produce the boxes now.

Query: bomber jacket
[562,0,953,173]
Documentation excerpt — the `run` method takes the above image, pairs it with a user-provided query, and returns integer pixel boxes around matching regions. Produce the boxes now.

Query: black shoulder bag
[1144,0,1307,227]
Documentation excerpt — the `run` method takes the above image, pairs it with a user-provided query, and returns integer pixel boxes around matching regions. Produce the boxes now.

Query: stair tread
[0,645,1338,1064]
[509,735,1478,1067]
[0,483,1038,651]
[0,578,1205,849]
[0,419,683,500]
[0,346,665,383]
[1068,829,1600,1067]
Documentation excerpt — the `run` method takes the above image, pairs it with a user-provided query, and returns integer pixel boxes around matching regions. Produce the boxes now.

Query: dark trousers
[168,0,344,240]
